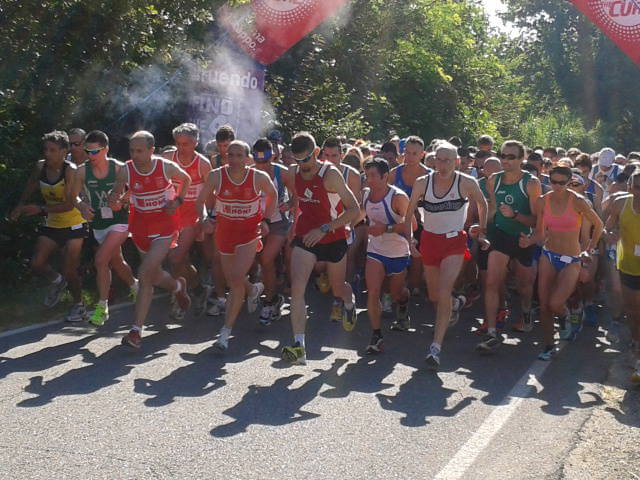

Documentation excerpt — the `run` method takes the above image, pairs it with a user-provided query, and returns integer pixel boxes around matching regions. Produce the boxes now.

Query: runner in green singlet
[76,130,138,326]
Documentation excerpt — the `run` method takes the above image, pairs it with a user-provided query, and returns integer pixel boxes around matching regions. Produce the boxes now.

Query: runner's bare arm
[486,174,497,225]
[403,175,428,240]
[255,169,277,221]
[575,194,604,251]
[107,162,129,208]
[390,190,416,233]
[520,196,545,248]
[462,176,488,233]
[603,195,626,244]
[74,165,95,221]
[10,161,44,220]
[164,160,191,201]
[195,168,221,223]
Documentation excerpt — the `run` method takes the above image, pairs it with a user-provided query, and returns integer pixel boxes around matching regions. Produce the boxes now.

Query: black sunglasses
[294,152,314,163]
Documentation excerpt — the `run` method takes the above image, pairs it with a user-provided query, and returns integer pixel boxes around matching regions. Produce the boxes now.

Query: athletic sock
[98,299,108,308]
[174,279,183,294]
[52,273,63,285]
[131,325,142,333]
[219,326,232,342]
[294,333,305,348]
[488,327,497,336]
[430,343,441,357]
[130,279,139,293]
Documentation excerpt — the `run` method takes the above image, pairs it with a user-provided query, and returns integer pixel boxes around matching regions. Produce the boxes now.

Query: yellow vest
[39,162,85,228]
[617,196,640,276]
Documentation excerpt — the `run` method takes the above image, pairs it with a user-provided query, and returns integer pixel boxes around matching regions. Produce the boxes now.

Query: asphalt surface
[0,288,620,479]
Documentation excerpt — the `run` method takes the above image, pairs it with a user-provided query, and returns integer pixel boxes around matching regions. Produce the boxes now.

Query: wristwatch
[386,224,394,234]
[320,224,330,233]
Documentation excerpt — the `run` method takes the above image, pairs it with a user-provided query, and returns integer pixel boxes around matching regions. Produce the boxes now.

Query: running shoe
[270,294,285,322]
[583,304,598,327]
[316,273,331,294]
[476,332,503,353]
[425,352,441,371]
[449,295,466,327]
[382,293,393,313]
[330,300,343,322]
[538,345,557,361]
[342,304,357,332]
[496,307,508,331]
[247,282,264,314]
[390,302,410,331]
[174,277,192,312]
[192,284,210,317]
[213,336,229,352]
[170,300,186,321]
[207,297,226,316]
[281,342,306,365]
[44,278,67,308]
[631,361,640,384]
[65,303,88,323]
[122,329,142,349]
[366,333,384,354]
[512,311,533,333]
[89,303,109,326]
[259,304,275,326]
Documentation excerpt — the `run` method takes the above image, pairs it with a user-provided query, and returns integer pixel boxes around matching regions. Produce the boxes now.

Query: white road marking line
[434,343,566,480]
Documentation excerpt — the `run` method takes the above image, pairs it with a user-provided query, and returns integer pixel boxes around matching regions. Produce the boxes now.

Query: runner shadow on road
[210,358,348,438]
[377,369,476,427]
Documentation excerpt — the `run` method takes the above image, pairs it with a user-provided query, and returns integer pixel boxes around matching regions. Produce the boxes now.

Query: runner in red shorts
[404,142,490,370]
[167,123,212,319]
[196,140,277,352]
[108,130,193,349]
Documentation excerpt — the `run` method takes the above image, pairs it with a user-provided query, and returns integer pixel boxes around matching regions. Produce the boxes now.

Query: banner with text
[571,0,640,65]
[219,0,350,65]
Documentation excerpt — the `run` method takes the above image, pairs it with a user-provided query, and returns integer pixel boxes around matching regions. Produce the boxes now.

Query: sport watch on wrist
[320,224,330,233]
[386,224,394,233]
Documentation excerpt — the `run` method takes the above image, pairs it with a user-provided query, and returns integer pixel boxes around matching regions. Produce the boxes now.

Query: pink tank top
[543,193,581,232]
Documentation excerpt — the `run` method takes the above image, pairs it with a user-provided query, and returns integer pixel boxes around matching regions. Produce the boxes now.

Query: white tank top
[364,185,410,258]
[420,171,468,234]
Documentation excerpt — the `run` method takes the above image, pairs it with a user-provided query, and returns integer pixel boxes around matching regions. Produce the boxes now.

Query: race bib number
[100,207,113,219]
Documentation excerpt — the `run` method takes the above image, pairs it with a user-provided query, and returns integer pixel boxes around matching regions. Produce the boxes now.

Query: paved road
[0,288,618,479]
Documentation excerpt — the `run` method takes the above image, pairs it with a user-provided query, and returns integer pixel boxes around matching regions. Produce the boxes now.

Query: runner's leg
[259,232,286,302]
[365,257,385,331]
[289,246,317,336]
[63,238,84,304]
[426,254,465,346]
[94,230,129,301]
[484,250,510,330]
[31,235,59,282]
[220,239,260,329]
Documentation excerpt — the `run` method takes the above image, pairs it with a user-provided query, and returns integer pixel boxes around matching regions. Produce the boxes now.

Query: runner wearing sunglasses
[519,166,603,360]
[282,132,360,365]
[477,140,542,353]
[75,130,138,326]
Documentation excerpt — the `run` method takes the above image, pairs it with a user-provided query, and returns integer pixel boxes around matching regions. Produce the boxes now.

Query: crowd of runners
[9,125,640,383]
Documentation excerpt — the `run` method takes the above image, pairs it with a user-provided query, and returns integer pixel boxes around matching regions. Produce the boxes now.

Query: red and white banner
[219,0,350,65]
[571,0,640,65]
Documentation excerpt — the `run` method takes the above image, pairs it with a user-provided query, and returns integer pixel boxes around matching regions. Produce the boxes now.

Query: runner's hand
[499,203,515,219]
[78,202,95,221]
[468,224,480,240]
[260,220,270,237]
[164,199,180,215]
[107,193,121,210]
[368,221,386,237]
[199,216,214,235]
[303,228,326,247]
[579,251,592,264]
[518,233,532,248]
[410,238,421,258]
[604,230,619,244]
[478,234,491,251]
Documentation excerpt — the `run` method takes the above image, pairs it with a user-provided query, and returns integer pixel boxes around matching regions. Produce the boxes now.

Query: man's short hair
[435,142,458,159]
[253,138,272,153]
[405,135,425,150]
[478,134,494,147]
[291,131,317,156]
[522,162,539,175]
[574,153,592,170]
[527,151,543,163]
[342,153,362,171]
[42,130,69,149]
[204,140,217,155]
[549,165,572,179]
[448,136,462,147]
[364,157,390,176]
[567,147,581,157]
[68,128,86,139]
[501,140,525,159]
[543,146,558,157]
[322,136,341,151]
[85,130,109,147]
[130,130,155,149]
[475,150,493,162]
[215,125,235,143]
[228,140,250,157]
[172,123,199,141]
[380,141,398,157]
[628,152,640,162]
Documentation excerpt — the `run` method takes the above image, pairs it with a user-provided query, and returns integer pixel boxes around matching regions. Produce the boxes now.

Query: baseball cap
[598,147,615,167]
